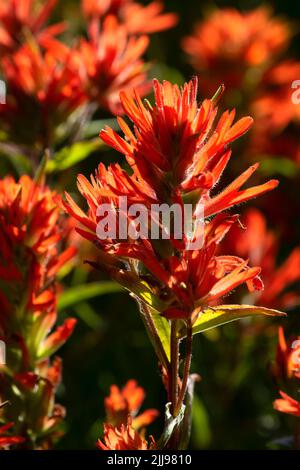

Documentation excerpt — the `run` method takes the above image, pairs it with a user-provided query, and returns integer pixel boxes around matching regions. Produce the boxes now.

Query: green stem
[174,320,193,416]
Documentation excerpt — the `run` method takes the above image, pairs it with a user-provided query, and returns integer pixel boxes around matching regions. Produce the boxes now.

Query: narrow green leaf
[46,140,102,173]
[151,310,171,362]
[58,282,124,311]
[178,304,286,338]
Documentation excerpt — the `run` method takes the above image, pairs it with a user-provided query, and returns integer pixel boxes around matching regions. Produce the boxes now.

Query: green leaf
[191,395,211,449]
[259,157,299,178]
[82,118,118,138]
[178,304,286,338]
[58,281,124,311]
[157,402,186,449]
[46,139,102,173]
[151,310,171,363]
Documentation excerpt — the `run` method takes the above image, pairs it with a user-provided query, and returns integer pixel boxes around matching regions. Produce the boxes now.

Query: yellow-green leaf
[178,304,286,338]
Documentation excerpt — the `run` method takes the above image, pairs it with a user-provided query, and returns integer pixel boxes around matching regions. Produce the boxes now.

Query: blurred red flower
[0,175,76,447]
[104,380,159,429]
[77,15,150,114]
[97,417,154,450]
[0,0,65,56]
[273,327,300,383]
[274,391,300,418]
[0,41,86,148]
[221,208,300,309]
[0,422,25,449]
[82,0,178,35]
[182,7,290,96]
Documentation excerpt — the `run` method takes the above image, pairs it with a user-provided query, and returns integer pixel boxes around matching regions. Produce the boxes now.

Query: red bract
[99,78,277,212]
[82,0,178,35]
[0,41,86,148]
[0,0,65,56]
[0,175,76,448]
[0,422,25,449]
[221,209,300,309]
[97,417,154,450]
[77,15,150,114]
[182,7,290,97]
[104,380,159,429]
[274,391,300,418]
[64,79,278,320]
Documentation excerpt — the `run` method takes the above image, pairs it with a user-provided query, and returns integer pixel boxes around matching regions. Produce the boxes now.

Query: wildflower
[182,7,290,96]
[64,78,278,319]
[105,380,159,429]
[0,41,86,149]
[97,417,154,450]
[0,175,76,448]
[0,0,65,56]
[221,209,300,309]
[82,0,178,35]
[274,391,300,418]
[77,15,150,114]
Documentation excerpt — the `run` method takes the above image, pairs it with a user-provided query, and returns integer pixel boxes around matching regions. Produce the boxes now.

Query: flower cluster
[0,0,64,56]
[273,328,300,420]
[82,0,178,35]
[97,380,157,450]
[64,78,278,321]
[0,41,85,151]
[0,175,76,448]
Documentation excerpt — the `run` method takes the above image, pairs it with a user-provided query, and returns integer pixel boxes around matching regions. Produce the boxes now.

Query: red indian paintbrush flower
[274,392,300,418]
[82,0,178,35]
[63,78,278,320]
[221,209,300,310]
[182,7,290,96]
[99,78,277,213]
[97,417,155,450]
[0,40,86,149]
[0,0,65,57]
[104,380,159,429]
[76,15,150,115]
[0,175,76,448]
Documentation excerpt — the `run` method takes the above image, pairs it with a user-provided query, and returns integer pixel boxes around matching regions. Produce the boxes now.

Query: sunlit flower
[76,15,150,114]
[274,391,300,418]
[221,209,300,309]
[82,0,178,35]
[182,7,290,96]
[0,41,86,148]
[105,380,159,429]
[97,417,154,450]
[0,175,76,448]
[0,0,65,56]
[64,79,278,320]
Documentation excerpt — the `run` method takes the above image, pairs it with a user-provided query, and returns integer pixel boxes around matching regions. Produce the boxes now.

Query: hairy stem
[174,320,193,416]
